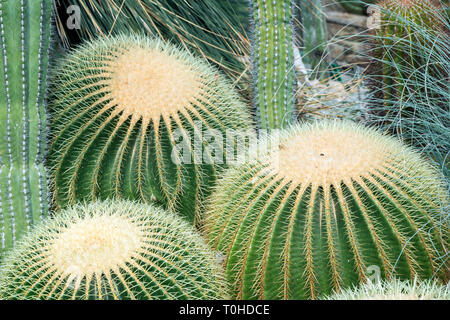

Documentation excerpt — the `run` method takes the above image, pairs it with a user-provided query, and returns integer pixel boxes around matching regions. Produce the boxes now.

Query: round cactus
[48,35,254,224]
[0,200,227,300]
[203,121,449,300]
[324,278,450,300]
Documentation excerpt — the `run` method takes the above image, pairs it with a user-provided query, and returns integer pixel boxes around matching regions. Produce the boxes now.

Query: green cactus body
[0,0,52,259]
[338,0,376,15]
[0,200,228,300]
[48,35,253,224]
[203,121,449,300]
[250,0,296,130]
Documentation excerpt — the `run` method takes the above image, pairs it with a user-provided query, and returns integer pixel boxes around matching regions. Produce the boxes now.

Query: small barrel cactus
[0,0,52,260]
[324,278,450,300]
[203,121,449,300]
[0,200,227,300]
[48,35,253,224]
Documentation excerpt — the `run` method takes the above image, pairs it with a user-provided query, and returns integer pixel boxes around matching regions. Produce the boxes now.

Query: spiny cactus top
[0,0,52,260]
[0,200,228,300]
[324,278,450,300]
[48,35,253,224]
[203,121,449,300]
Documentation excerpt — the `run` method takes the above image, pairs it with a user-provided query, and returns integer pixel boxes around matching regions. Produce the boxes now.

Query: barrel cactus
[324,278,450,300]
[48,35,253,224]
[250,0,297,130]
[203,121,449,300]
[0,0,52,260]
[368,0,446,114]
[0,200,227,300]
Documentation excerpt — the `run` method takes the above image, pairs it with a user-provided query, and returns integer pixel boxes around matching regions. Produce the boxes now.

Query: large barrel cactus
[0,200,227,300]
[203,121,449,300]
[48,35,253,224]
[0,0,52,260]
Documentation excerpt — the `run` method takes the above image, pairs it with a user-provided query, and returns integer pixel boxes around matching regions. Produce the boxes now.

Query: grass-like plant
[203,120,449,300]
[324,278,450,300]
[0,200,227,300]
[0,0,52,260]
[48,34,253,224]
[337,0,376,14]
[367,0,450,180]
[54,0,250,91]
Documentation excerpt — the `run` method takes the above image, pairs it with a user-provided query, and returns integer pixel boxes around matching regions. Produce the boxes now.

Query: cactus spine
[324,278,450,300]
[369,0,445,115]
[203,121,449,300]
[250,0,297,130]
[0,0,52,260]
[48,35,253,224]
[0,200,228,300]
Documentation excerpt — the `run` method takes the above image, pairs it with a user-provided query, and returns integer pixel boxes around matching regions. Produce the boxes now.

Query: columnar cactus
[0,0,52,260]
[324,278,450,300]
[48,35,253,224]
[368,0,445,114]
[0,200,228,300]
[203,121,449,300]
[250,0,297,130]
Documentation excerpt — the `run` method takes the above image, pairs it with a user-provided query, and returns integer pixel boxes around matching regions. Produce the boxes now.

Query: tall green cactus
[48,35,253,224]
[0,0,52,260]
[0,200,228,300]
[250,0,297,130]
[203,121,449,300]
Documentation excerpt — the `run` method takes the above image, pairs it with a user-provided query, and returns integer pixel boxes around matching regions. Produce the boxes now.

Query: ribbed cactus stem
[48,35,253,224]
[0,0,52,260]
[250,0,297,130]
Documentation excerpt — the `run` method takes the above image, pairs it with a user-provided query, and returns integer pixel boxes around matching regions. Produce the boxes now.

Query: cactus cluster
[0,200,227,300]
[0,0,52,260]
[48,35,253,224]
[203,121,449,300]
[250,0,297,130]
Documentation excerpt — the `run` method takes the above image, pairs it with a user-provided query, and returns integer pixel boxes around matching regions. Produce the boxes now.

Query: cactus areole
[204,121,449,300]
